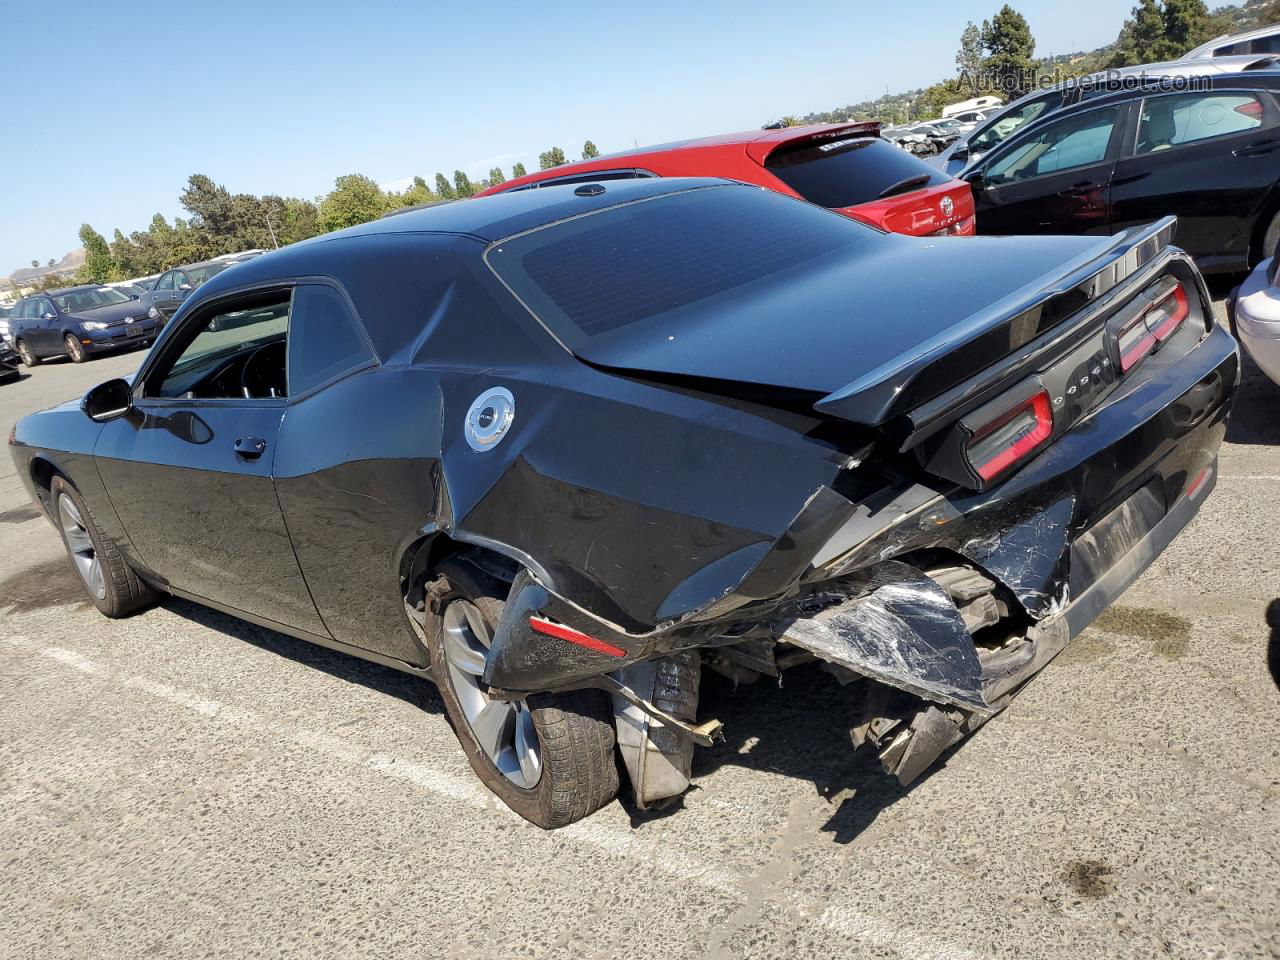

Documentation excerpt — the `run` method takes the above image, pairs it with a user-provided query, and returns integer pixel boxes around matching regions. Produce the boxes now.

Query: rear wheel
[1262,209,1280,266]
[51,475,158,618]
[16,340,38,367]
[425,557,619,828]
[64,334,86,363]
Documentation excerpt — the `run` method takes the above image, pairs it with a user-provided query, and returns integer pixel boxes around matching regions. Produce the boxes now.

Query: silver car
[1181,24,1280,60]
[1233,254,1280,386]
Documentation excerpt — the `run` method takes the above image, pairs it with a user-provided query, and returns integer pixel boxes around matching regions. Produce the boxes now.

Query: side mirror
[129,294,139,301]
[179,283,192,292]
[40,312,56,321]
[82,378,134,423]
[951,145,969,161]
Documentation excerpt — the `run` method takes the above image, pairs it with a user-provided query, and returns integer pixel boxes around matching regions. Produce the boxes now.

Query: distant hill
[9,248,85,285]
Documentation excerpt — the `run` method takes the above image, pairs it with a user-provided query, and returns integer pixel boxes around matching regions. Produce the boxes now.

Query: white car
[1232,255,1280,385]
[1181,23,1280,60]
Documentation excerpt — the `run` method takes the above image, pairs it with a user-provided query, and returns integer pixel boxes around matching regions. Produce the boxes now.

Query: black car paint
[10,179,1235,718]
[966,74,1280,273]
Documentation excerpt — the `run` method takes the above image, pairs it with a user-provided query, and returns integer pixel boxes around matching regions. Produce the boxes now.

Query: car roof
[483,123,883,193]
[27,284,102,299]
[1183,25,1280,59]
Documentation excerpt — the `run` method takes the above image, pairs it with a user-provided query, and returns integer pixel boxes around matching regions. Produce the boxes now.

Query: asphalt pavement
[1,302,1278,960]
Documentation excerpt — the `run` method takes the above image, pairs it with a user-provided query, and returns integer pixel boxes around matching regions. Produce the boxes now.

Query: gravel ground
[1,299,1278,960]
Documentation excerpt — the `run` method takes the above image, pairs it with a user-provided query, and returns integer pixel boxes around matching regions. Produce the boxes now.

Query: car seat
[1139,105,1176,153]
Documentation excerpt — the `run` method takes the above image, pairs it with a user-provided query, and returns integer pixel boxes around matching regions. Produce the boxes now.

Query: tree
[30,260,37,269]
[435,172,456,200]
[46,258,55,268]
[488,167,506,185]
[1162,0,1215,56]
[453,170,476,198]
[780,116,800,127]
[78,225,114,283]
[582,140,600,160]
[956,21,985,91]
[1110,0,1174,65]
[539,146,567,169]
[512,162,527,178]
[316,174,388,232]
[982,5,1036,98]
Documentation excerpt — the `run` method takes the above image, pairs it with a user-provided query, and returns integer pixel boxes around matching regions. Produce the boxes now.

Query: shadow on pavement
[163,596,446,716]
[1226,351,1280,446]
[1265,600,1280,693]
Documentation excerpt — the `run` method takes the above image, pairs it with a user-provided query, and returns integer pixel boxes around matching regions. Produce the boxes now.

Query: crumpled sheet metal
[612,651,700,809]
[958,496,1075,619]
[775,562,992,714]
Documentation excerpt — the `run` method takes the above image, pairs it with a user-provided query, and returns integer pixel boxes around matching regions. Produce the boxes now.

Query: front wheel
[64,334,86,363]
[16,340,39,367]
[425,557,619,829]
[51,476,157,618]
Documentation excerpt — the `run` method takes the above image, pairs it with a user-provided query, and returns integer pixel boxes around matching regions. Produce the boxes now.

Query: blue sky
[2,0,1135,273]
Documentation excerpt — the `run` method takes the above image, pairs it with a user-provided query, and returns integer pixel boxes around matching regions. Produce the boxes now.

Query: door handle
[234,436,267,459]
[1235,139,1279,157]
[1061,182,1096,198]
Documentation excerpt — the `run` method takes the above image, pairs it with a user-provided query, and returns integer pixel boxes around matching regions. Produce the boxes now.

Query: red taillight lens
[966,390,1054,483]
[1235,99,1264,118]
[1116,281,1189,372]
[528,616,627,657]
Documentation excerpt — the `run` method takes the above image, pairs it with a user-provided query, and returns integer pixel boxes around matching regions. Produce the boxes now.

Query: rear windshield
[486,185,875,349]
[764,136,948,208]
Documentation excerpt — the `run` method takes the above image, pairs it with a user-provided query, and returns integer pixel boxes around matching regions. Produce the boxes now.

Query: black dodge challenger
[9,179,1237,827]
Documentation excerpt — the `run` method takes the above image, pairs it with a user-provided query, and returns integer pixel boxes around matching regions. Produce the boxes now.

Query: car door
[151,271,178,318]
[92,285,329,636]
[33,297,61,354]
[1109,88,1280,269]
[11,300,36,352]
[968,104,1126,237]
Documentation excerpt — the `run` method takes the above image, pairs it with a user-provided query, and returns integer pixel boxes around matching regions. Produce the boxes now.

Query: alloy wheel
[441,598,542,788]
[65,336,84,362]
[17,341,34,365]
[57,494,106,600]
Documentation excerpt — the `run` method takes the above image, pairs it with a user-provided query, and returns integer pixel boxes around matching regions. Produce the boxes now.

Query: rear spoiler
[745,121,883,165]
[813,216,1180,427]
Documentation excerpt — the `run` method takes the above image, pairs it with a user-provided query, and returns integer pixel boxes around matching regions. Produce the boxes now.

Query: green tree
[77,224,114,283]
[780,116,800,127]
[582,140,600,159]
[453,170,476,198]
[435,173,456,200]
[957,21,986,91]
[488,167,506,185]
[30,260,37,269]
[1162,0,1215,56]
[512,162,527,178]
[414,175,429,192]
[46,258,55,268]
[1111,0,1174,65]
[539,146,567,169]
[316,174,388,232]
[982,5,1036,98]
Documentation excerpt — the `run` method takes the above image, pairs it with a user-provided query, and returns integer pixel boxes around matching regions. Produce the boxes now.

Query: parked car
[933,53,1280,177]
[8,285,160,365]
[476,123,976,237]
[964,73,1280,274]
[0,303,12,346]
[1181,23,1280,60]
[11,179,1235,827]
[882,124,934,155]
[1230,244,1280,384]
[0,342,19,383]
[140,254,261,322]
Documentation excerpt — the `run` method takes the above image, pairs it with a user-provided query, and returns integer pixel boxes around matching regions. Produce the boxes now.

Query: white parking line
[4,635,981,960]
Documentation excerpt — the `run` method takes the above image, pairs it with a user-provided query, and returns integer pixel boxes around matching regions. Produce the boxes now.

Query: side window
[987,107,1119,183]
[968,93,1056,154]
[1136,93,1266,154]
[174,271,192,290]
[156,272,174,291]
[15,300,32,320]
[1253,35,1280,54]
[36,299,55,318]
[150,292,291,399]
[287,284,376,396]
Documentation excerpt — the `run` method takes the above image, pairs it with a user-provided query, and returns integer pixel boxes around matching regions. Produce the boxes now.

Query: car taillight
[965,389,1054,483]
[1115,281,1190,372]
[1235,99,1264,118]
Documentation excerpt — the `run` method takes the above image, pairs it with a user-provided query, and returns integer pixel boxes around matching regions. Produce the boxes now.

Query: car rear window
[763,136,949,208]
[486,185,875,347]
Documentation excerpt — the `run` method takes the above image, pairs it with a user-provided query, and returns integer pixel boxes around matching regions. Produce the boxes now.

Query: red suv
[477,123,975,237]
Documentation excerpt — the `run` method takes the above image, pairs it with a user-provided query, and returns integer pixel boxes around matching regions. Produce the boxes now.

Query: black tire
[50,475,158,618]
[16,339,39,367]
[1260,208,1280,268]
[64,334,86,363]
[425,557,619,829]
